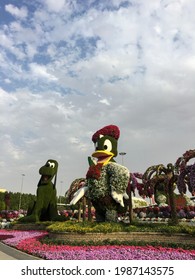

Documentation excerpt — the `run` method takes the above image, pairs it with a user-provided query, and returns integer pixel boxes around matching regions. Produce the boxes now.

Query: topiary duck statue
[70,125,130,222]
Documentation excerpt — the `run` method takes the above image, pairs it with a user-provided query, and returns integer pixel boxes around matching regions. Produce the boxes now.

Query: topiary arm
[69,185,88,205]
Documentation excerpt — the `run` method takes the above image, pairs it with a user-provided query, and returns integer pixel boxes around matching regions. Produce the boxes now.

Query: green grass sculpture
[20,159,63,222]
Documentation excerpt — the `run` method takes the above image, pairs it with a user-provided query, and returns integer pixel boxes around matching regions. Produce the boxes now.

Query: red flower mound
[86,164,103,180]
[92,125,120,143]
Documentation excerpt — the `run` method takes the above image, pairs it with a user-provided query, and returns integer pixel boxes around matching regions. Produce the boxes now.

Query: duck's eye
[48,161,55,168]
[103,139,112,152]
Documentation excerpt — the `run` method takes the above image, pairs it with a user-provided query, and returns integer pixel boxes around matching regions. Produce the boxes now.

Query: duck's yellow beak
[92,150,114,165]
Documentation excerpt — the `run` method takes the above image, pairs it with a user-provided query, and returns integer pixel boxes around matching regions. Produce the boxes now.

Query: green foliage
[47,221,126,233]
[47,221,122,233]
[46,220,195,236]
[0,190,75,212]
[0,201,5,211]
[19,159,61,222]
[40,236,195,250]
[0,191,36,210]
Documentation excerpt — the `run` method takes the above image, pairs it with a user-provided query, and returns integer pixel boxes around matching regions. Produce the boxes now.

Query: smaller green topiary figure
[20,159,63,222]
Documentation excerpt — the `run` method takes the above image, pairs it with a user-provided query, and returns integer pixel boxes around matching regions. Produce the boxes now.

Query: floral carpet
[0,229,195,260]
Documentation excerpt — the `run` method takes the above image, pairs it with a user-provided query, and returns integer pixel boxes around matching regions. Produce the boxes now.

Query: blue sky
[0,0,195,196]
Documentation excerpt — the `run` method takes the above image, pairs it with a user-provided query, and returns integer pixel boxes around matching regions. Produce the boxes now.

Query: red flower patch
[86,164,103,180]
[92,125,120,143]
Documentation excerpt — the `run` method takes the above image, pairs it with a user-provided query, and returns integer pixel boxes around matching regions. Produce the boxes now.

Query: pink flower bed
[0,229,195,260]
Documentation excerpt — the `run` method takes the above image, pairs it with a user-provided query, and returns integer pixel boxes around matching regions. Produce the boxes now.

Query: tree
[175,149,195,196]
[4,192,11,210]
[65,178,89,221]
[128,172,143,223]
[1,192,36,211]
[142,163,178,225]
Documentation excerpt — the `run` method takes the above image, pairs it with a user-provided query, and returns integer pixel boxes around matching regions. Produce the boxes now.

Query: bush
[46,220,195,236]
[40,236,195,250]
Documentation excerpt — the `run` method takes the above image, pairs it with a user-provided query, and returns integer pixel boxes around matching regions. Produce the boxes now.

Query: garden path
[0,242,41,260]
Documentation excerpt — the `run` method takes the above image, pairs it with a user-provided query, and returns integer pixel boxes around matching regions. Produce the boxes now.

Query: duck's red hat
[92,125,120,143]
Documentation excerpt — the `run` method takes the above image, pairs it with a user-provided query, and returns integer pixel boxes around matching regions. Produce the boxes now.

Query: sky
[0,0,195,197]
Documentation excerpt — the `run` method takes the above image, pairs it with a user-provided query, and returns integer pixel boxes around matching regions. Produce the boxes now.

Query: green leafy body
[20,159,62,222]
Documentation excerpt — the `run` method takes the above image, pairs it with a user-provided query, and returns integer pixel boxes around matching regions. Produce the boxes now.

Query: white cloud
[0,134,24,160]
[0,32,13,48]
[29,63,58,81]
[99,98,110,106]
[4,78,11,84]
[5,4,28,19]
[69,137,79,144]
[1,0,195,195]
[44,0,66,12]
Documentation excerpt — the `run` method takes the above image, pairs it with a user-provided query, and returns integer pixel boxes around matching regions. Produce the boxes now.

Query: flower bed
[133,205,195,220]
[1,205,195,226]
[0,229,195,260]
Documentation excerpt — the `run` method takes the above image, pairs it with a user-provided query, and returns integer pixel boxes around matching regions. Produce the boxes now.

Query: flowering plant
[92,125,120,143]
[175,149,195,195]
[86,162,129,200]
[86,164,103,180]
[0,229,195,260]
